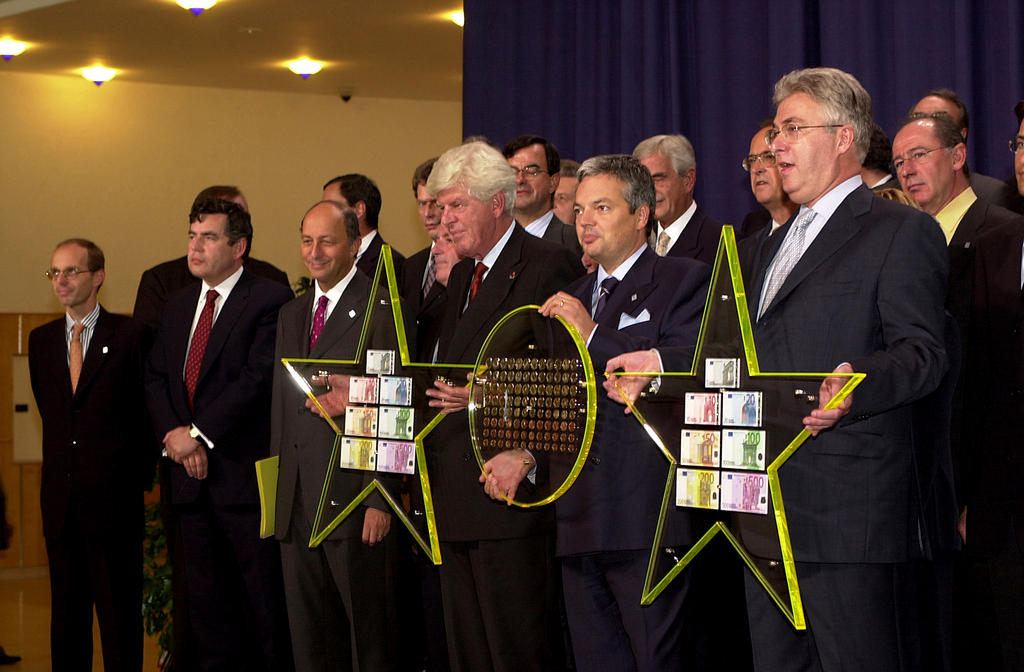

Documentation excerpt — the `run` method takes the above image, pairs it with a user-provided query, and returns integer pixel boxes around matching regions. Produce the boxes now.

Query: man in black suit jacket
[961,219,1024,669]
[272,200,408,670]
[731,68,948,672]
[422,141,584,671]
[740,125,798,240]
[504,134,584,257]
[486,155,711,670]
[145,199,293,671]
[30,238,150,671]
[324,173,406,281]
[633,134,727,265]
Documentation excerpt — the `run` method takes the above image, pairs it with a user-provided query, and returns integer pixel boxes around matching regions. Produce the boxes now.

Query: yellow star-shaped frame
[614,226,864,630]
[280,247,597,565]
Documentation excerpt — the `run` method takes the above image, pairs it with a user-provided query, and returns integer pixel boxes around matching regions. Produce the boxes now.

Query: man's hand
[539,292,596,341]
[362,507,391,546]
[803,363,854,436]
[603,349,662,412]
[163,425,201,462]
[181,444,208,479]
[306,374,351,418]
[426,378,471,414]
[479,449,535,504]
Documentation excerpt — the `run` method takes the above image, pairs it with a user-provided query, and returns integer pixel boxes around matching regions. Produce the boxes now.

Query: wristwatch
[188,424,211,449]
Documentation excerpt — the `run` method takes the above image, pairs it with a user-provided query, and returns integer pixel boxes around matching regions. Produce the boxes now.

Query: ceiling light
[176,0,216,15]
[447,10,464,27]
[81,65,117,86]
[0,38,27,61]
[287,58,323,79]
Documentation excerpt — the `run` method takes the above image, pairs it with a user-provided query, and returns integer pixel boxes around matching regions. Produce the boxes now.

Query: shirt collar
[596,244,647,286]
[804,175,863,224]
[357,229,378,258]
[313,264,358,308]
[478,221,516,269]
[201,264,244,296]
[65,303,100,332]
[935,187,977,244]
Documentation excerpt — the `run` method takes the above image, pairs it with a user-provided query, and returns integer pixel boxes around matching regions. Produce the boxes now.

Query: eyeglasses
[891,147,949,172]
[765,123,843,144]
[511,165,548,178]
[45,267,93,280]
[1009,139,1024,154]
[742,151,777,172]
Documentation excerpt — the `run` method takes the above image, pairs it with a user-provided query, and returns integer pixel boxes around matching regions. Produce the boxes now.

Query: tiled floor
[0,567,162,671]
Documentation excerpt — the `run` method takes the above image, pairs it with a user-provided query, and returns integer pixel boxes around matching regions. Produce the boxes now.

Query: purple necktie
[309,294,329,351]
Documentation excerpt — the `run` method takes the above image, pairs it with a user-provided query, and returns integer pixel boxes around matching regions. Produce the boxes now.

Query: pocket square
[618,308,650,329]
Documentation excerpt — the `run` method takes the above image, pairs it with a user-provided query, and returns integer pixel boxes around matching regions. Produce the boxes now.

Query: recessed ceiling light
[287,58,323,79]
[447,10,464,27]
[81,65,117,86]
[176,0,216,16]
[0,38,27,61]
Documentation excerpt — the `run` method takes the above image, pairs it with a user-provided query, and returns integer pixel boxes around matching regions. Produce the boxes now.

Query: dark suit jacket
[271,272,406,540]
[740,185,948,563]
[663,206,726,267]
[145,270,293,507]
[29,308,151,538]
[738,209,772,241]
[398,245,448,362]
[428,225,584,542]
[555,248,710,556]
[536,213,583,257]
[133,255,290,334]
[964,220,1024,553]
[356,231,406,283]
[970,171,1015,210]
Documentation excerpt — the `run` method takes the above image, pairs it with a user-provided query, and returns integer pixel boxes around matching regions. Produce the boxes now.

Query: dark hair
[863,123,893,173]
[56,238,105,271]
[902,112,965,152]
[411,157,437,194]
[323,174,382,229]
[190,198,253,259]
[191,185,246,212]
[913,88,969,135]
[303,200,361,245]
[502,135,561,175]
[1015,100,1024,126]
[577,154,657,236]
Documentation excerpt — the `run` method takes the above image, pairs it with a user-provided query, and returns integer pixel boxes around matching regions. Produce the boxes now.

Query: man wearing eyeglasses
[503,134,583,256]
[29,238,151,671]
[740,68,948,672]
[739,123,797,240]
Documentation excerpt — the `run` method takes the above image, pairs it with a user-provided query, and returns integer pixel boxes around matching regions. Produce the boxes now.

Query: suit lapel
[948,200,983,250]
[73,308,113,399]
[196,271,250,386]
[311,273,373,358]
[599,248,659,325]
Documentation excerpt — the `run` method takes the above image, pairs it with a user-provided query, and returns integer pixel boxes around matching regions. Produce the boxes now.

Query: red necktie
[468,262,488,303]
[309,294,329,351]
[185,289,218,409]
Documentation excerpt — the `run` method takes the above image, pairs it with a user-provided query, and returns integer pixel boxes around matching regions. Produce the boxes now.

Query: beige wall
[0,70,462,314]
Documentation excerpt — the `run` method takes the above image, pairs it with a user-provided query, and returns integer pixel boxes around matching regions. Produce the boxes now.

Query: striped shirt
[65,303,100,364]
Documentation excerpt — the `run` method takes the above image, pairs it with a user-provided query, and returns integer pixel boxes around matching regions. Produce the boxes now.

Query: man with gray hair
[730,66,949,671]
[422,141,584,671]
[633,133,725,265]
[484,154,711,671]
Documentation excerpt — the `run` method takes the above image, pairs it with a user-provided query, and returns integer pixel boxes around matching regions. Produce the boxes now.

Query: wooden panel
[20,463,46,567]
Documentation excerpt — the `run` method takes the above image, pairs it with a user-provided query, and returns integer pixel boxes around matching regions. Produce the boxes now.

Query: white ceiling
[0,0,464,100]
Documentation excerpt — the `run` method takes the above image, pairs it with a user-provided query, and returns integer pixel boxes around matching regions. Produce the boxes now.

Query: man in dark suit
[909,89,1016,209]
[422,140,584,671]
[731,67,948,672]
[29,238,150,671]
[324,173,406,281]
[133,185,290,333]
[145,199,294,670]
[740,123,797,240]
[485,154,711,670]
[961,219,1024,669]
[272,200,406,671]
[503,134,584,257]
[633,134,727,265]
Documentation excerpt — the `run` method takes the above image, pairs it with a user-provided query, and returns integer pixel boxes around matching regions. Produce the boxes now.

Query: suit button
[590,456,601,465]
[70,440,77,446]
[463,452,471,462]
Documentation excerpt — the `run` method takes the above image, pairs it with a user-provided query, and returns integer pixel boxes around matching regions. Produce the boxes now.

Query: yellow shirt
[934,187,977,244]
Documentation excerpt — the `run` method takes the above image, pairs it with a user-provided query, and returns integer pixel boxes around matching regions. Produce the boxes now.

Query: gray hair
[773,67,873,163]
[577,154,656,235]
[632,134,696,175]
[426,141,517,215]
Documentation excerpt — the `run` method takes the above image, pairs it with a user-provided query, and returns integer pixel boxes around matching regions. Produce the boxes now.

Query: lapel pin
[631,293,637,302]
[102,346,109,354]
[509,271,517,280]
[349,309,357,318]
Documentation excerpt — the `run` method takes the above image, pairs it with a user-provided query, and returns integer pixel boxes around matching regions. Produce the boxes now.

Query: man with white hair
[423,141,584,671]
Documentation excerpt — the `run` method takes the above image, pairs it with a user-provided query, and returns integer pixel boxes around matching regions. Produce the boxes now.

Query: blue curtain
[463,0,1024,225]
